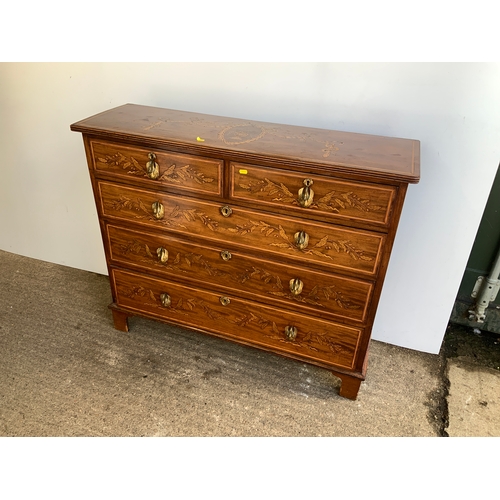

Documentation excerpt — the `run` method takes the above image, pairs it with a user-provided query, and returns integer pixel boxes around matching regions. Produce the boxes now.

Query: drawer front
[106,224,373,323]
[90,140,223,195]
[112,269,361,370]
[230,163,397,227]
[98,182,384,277]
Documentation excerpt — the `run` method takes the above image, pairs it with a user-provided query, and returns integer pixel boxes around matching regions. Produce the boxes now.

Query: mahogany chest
[71,104,420,399]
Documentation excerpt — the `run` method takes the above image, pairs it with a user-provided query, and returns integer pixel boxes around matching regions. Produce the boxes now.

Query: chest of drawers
[71,104,419,400]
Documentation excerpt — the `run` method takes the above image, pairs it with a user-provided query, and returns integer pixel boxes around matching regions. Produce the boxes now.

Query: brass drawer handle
[220,205,233,217]
[297,178,314,208]
[285,326,297,341]
[146,152,160,180]
[220,296,231,306]
[289,278,304,296]
[220,250,232,261]
[294,230,309,250]
[160,293,171,307]
[157,247,169,263]
[152,201,165,220]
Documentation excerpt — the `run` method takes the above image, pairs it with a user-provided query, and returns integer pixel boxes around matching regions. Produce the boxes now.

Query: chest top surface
[71,103,420,184]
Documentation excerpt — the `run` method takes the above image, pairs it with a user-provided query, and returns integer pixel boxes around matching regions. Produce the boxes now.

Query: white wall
[1,62,499,354]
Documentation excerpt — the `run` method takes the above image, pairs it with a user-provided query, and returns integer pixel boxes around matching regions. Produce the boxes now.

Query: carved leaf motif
[278,225,288,241]
[98,153,147,175]
[137,199,149,214]
[315,235,329,248]
[183,209,196,222]
[176,166,188,180]
[275,276,283,291]
[263,273,273,284]
[165,164,176,175]
[249,268,261,278]
[270,242,292,248]
[318,203,340,213]
[279,182,294,198]
[239,177,296,204]
[158,163,215,185]
[199,301,222,320]
[238,173,384,216]
[169,206,180,218]
[130,157,143,172]
[360,254,374,261]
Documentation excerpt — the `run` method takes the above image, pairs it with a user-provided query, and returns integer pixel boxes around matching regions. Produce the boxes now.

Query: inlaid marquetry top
[71,104,420,184]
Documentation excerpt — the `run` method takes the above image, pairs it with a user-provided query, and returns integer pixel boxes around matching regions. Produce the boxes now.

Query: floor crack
[425,346,450,436]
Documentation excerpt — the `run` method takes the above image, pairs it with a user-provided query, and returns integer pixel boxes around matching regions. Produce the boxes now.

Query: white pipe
[469,243,500,323]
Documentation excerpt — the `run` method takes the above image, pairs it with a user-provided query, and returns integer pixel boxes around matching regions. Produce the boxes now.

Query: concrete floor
[0,249,499,437]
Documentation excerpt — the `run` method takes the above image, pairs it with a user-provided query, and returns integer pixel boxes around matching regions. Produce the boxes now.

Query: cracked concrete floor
[0,249,498,437]
[441,324,500,437]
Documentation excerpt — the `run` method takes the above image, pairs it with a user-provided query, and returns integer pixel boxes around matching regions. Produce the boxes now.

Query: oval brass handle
[146,152,160,180]
[289,278,304,296]
[220,250,232,261]
[285,326,297,341]
[152,201,165,220]
[294,230,310,250]
[220,205,233,217]
[219,296,231,306]
[297,178,314,208]
[157,247,169,263]
[160,293,171,307]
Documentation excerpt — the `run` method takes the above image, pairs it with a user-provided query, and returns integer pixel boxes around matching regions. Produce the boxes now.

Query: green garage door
[451,163,500,332]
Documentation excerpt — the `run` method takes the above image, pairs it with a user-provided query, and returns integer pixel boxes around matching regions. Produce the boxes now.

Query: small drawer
[111,269,362,370]
[98,182,385,277]
[230,163,397,228]
[106,224,373,323]
[90,140,223,196]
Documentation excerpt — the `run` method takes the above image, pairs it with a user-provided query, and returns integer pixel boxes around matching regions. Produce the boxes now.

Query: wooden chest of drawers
[71,104,419,399]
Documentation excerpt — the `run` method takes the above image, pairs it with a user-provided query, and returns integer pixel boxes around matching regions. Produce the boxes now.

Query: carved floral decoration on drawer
[107,196,374,264]
[117,239,361,311]
[120,285,354,358]
[228,221,374,263]
[238,177,383,215]
[108,197,219,231]
[97,152,215,185]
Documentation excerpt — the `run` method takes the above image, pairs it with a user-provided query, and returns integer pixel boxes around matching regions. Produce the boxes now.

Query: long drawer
[106,224,373,323]
[111,268,362,370]
[98,181,385,277]
[90,140,223,196]
[230,162,397,229]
